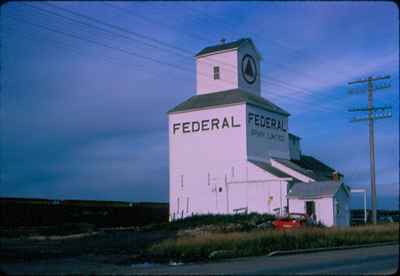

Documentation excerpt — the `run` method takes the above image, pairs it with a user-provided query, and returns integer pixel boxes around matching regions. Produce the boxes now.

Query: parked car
[272,213,310,230]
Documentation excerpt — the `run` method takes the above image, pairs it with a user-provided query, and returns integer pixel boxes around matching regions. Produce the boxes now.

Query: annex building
[168,38,350,227]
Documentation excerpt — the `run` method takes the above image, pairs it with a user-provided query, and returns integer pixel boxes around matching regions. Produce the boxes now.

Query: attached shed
[287,181,350,227]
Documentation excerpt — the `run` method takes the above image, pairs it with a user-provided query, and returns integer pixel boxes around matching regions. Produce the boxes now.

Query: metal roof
[249,160,292,179]
[167,89,290,115]
[272,155,343,182]
[291,155,342,181]
[195,38,255,57]
[287,181,346,199]
[272,157,317,180]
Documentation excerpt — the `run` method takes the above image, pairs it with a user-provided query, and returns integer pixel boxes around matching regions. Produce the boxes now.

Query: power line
[4,14,194,73]
[24,2,192,57]
[116,2,371,114]
[105,2,328,96]
[17,4,270,87]
[9,4,339,112]
[101,1,215,45]
[4,14,263,96]
[182,4,380,106]
[100,2,346,112]
[2,24,155,75]
[188,4,355,79]
[7,4,357,114]
[44,2,197,56]
[103,4,347,111]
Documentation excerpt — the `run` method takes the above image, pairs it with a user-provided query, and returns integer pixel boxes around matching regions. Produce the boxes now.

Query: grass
[147,223,399,262]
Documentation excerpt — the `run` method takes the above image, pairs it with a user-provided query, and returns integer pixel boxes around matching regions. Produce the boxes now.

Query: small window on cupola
[213,66,220,80]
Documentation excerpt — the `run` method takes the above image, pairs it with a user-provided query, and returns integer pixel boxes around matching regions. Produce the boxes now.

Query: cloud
[1,2,398,209]
[1,130,169,202]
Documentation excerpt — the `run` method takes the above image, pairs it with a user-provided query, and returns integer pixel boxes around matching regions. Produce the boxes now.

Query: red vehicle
[272,213,310,230]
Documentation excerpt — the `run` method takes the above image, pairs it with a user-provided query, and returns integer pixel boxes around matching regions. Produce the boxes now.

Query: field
[1,213,398,266]
[0,197,168,229]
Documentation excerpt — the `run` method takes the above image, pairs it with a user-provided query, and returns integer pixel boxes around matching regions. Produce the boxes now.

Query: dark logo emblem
[241,54,257,84]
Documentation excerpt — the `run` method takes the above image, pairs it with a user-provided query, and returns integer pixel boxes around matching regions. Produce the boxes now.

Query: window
[213,66,220,80]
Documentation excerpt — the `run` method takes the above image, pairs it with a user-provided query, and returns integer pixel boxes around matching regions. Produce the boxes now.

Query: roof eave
[195,38,263,60]
[195,47,239,58]
[287,194,335,200]
[168,101,290,116]
[248,159,292,179]
[247,102,290,116]
[289,133,301,140]
[167,101,246,115]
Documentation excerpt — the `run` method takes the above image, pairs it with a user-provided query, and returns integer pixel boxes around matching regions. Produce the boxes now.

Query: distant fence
[0,197,169,227]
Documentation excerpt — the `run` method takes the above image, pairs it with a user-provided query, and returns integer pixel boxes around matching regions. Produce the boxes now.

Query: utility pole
[348,75,392,224]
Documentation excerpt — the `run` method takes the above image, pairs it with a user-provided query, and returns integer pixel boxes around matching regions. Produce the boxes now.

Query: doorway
[305,201,315,217]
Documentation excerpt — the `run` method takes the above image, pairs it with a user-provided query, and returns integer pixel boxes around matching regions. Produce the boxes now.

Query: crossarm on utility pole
[348,75,392,224]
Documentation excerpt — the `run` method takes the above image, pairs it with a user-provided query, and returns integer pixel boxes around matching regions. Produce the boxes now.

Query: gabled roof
[167,89,290,115]
[291,155,342,181]
[249,160,292,179]
[287,181,347,199]
[195,38,259,57]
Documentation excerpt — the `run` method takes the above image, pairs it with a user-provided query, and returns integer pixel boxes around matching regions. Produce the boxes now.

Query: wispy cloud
[2,2,398,207]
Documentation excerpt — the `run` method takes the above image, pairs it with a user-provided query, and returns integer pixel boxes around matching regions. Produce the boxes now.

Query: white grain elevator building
[168,38,350,227]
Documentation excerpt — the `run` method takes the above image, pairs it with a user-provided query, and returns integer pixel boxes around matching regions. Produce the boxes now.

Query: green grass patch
[147,223,399,262]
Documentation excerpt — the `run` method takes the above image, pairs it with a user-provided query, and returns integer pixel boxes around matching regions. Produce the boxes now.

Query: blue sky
[1,1,398,209]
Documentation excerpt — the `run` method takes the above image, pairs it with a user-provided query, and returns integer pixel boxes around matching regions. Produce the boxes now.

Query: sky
[1,1,398,209]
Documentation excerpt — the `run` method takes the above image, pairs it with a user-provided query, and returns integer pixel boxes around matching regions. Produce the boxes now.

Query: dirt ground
[0,228,174,266]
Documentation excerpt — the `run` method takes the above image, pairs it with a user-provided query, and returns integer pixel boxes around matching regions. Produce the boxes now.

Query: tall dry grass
[148,223,399,262]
